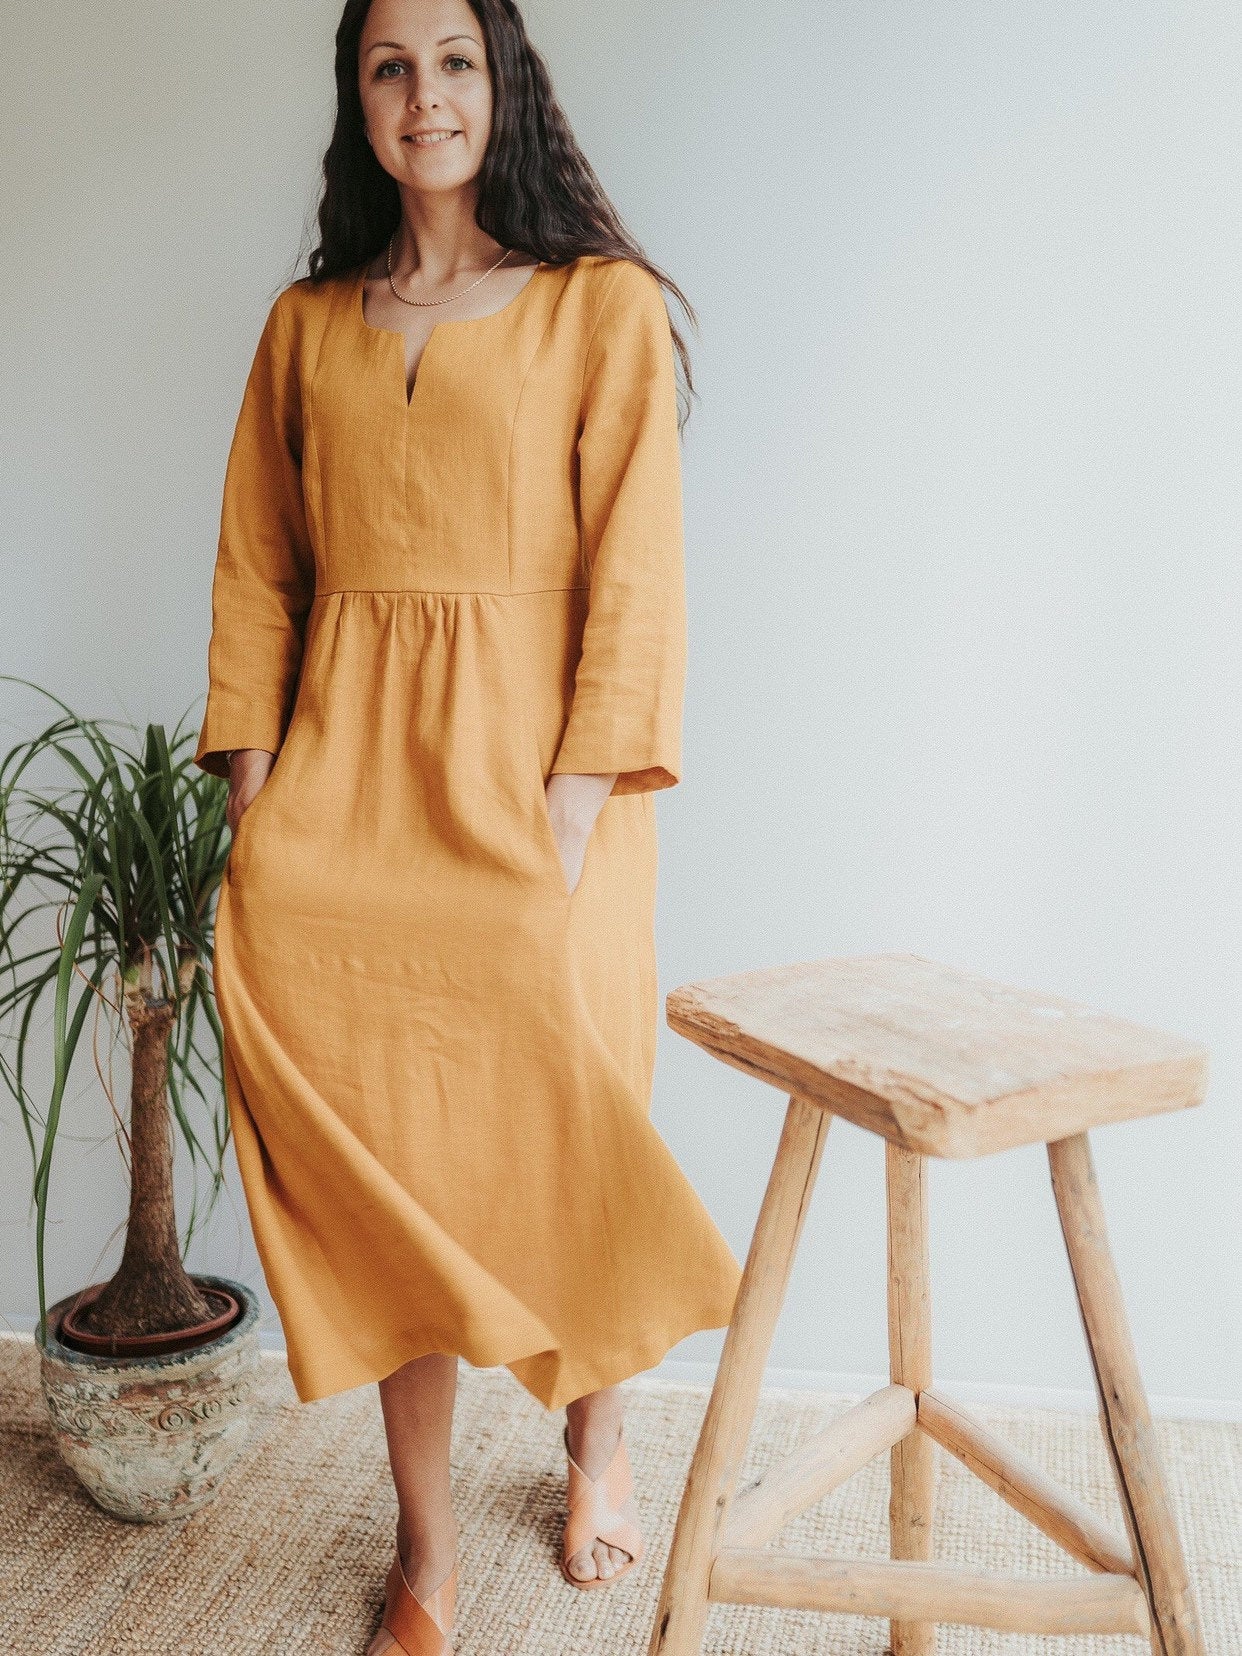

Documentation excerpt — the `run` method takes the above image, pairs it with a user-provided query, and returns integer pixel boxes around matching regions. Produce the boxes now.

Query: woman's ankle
[565,1386,625,1477]
[395,1508,459,1596]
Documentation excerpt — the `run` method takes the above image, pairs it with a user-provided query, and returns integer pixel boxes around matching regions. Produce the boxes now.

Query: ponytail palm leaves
[0,679,233,1346]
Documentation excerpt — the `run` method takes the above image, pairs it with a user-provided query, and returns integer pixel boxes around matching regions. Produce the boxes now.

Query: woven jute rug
[1,1335,1237,1654]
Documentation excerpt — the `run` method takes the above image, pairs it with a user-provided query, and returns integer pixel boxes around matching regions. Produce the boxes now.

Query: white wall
[2,1,1237,1416]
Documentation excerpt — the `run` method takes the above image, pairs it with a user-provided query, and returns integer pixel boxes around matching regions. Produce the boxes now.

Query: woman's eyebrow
[365,35,481,53]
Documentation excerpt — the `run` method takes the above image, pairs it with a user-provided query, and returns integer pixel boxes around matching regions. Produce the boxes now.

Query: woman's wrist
[545,771,617,840]
[227,748,276,780]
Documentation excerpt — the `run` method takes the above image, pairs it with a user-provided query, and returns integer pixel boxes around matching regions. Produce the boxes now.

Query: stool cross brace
[648,1095,1205,1656]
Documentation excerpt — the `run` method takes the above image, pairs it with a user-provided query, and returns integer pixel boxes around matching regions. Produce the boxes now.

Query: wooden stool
[648,954,1208,1656]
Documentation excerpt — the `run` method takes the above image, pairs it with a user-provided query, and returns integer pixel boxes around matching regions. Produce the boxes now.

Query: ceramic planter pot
[36,1272,262,1521]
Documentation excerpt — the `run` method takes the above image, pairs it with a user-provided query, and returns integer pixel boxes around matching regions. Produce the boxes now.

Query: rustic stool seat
[666,953,1206,1157]
[649,953,1208,1656]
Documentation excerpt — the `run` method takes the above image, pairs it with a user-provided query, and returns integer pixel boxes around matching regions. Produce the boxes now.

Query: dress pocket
[227,778,273,873]
[532,770,574,900]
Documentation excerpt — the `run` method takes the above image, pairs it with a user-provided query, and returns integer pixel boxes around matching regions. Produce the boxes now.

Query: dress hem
[282,1299,740,1415]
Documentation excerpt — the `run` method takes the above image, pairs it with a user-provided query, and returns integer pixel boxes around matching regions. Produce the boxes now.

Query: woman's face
[358,0,493,193]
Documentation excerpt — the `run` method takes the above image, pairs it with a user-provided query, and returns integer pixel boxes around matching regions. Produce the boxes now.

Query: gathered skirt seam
[313,585,590,598]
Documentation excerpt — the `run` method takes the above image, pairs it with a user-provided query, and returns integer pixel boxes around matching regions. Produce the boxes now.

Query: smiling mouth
[403,130,462,146]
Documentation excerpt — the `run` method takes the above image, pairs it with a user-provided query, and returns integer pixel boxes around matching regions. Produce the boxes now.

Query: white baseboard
[641,1357,1242,1425]
[5,1322,1237,1423]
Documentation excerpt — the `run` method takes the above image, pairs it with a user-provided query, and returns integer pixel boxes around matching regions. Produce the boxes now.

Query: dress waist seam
[312,586,590,598]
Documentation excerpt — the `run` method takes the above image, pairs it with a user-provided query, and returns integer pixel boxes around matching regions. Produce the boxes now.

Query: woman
[194,0,742,1649]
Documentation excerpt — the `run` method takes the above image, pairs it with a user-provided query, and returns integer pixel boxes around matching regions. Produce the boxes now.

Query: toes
[566,1540,634,1582]
[567,1547,598,1580]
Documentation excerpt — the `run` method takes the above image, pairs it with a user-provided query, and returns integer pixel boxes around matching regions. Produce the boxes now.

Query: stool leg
[648,1094,831,1656]
[886,1142,937,1655]
[1048,1131,1206,1656]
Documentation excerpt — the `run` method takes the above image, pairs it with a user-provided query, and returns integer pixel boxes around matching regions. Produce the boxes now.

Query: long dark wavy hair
[295,0,697,426]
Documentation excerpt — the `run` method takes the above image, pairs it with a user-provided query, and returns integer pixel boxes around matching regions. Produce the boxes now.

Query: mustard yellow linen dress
[194,253,742,1410]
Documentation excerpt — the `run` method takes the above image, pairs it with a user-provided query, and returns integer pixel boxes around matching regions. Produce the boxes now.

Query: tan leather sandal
[559,1422,646,1590]
[378,1549,457,1654]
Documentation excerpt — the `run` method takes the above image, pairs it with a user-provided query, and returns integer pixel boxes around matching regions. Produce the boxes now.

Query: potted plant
[0,679,262,1521]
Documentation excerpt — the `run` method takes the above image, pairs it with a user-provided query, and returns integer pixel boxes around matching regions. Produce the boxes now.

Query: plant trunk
[77,989,215,1336]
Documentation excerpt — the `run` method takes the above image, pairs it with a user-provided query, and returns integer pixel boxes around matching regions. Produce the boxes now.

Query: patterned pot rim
[37,1273,261,1380]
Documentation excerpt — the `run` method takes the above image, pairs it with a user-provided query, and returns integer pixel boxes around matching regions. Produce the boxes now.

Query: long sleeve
[193,291,316,780]
[549,260,687,796]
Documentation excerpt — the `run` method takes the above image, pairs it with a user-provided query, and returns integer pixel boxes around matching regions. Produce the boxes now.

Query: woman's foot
[563,1386,636,1583]
[366,1511,459,1654]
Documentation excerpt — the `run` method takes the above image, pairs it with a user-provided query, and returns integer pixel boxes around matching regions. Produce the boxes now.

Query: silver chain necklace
[386,234,514,307]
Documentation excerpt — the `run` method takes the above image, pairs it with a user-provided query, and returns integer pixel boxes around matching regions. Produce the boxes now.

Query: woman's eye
[376,55,473,79]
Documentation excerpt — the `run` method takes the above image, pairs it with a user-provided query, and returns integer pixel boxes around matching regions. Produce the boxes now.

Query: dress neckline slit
[355,260,547,408]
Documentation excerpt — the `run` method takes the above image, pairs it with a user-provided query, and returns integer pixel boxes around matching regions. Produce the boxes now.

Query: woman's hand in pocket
[544,771,617,895]
[227,749,276,836]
